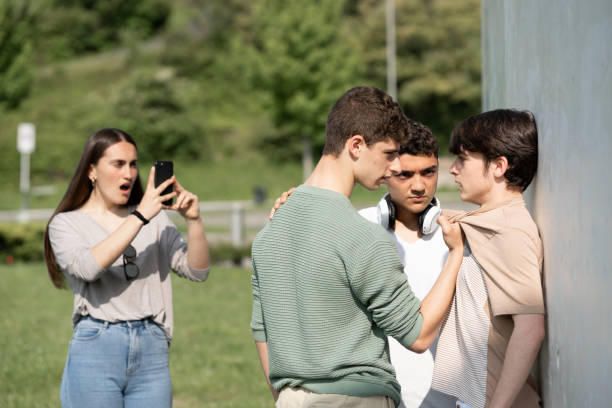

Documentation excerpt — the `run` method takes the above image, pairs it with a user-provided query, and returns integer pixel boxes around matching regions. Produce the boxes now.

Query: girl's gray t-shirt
[49,209,210,341]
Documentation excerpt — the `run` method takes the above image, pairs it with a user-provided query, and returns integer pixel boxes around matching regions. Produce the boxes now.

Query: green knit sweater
[250,185,423,407]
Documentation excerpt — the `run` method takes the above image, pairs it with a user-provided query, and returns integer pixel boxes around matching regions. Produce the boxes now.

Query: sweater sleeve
[159,211,210,282]
[48,213,105,282]
[250,259,267,342]
[345,238,423,348]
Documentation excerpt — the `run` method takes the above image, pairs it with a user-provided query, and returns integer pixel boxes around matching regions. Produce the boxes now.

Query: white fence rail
[0,201,269,246]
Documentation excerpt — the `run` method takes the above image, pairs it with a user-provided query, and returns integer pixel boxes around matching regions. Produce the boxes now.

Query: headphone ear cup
[418,197,441,235]
[376,193,396,230]
[387,195,396,230]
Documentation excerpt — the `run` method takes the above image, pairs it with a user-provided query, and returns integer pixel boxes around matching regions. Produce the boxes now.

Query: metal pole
[17,122,35,221]
[386,0,397,100]
[230,202,244,247]
[20,152,30,211]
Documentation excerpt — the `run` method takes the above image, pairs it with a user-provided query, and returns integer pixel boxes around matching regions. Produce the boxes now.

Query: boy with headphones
[251,86,464,408]
[359,119,456,408]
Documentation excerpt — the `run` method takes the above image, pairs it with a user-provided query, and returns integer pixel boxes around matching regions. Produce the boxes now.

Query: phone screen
[154,161,173,206]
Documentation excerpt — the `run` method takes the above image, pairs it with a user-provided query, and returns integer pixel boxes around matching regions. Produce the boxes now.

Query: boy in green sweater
[250,86,464,408]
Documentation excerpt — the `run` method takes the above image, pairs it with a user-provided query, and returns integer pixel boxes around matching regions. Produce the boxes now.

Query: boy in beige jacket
[432,109,546,408]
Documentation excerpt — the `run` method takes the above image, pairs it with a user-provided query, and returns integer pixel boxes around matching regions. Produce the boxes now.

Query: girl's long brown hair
[44,128,144,288]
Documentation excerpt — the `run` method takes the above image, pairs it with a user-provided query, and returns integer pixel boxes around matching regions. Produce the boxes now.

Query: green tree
[33,0,170,61]
[113,73,208,163]
[242,0,363,178]
[160,0,252,77]
[354,0,481,151]
[0,1,32,109]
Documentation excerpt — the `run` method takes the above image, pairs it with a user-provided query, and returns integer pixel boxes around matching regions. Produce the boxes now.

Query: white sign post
[17,123,36,217]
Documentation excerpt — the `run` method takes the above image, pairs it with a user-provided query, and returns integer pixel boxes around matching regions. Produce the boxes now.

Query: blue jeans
[60,316,172,408]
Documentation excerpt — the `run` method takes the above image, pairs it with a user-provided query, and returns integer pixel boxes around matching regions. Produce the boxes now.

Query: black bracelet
[131,210,149,225]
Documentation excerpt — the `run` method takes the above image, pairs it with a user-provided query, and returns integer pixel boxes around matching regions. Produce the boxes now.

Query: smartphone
[154,161,174,206]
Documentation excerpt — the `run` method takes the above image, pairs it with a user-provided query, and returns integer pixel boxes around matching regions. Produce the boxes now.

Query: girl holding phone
[44,128,211,408]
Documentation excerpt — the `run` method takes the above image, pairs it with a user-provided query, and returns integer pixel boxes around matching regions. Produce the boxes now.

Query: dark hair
[323,86,409,156]
[399,119,438,158]
[449,109,538,191]
[44,128,144,288]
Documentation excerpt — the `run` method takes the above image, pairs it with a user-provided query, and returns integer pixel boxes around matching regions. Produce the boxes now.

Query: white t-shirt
[359,206,456,408]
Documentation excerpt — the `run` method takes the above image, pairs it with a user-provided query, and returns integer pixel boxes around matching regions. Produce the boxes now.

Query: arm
[170,178,210,270]
[489,314,545,408]
[90,166,176,269]
[162,176,210,280]
[342,216,462,352]
[409,246,463,352]
[90,216,149,270]
[250,264,278,400]
[408,215,464,353]
[49,167,176,281]
[255,341,280,401]
[184,217,210,270]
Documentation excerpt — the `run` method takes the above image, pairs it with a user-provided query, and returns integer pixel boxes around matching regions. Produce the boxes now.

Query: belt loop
[126,320,132,329]
[104,321,109,329]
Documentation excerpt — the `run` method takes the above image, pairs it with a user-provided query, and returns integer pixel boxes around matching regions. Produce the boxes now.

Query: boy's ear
[492,156,509,178]
[347,135,365,159]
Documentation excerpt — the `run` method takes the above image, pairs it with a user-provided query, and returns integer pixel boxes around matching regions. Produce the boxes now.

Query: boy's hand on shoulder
[268,187,296,220]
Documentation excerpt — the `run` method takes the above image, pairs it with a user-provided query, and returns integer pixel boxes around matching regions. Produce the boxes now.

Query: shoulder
[496,206,541,252]
[49,210,84,232]
[492,227,541,260]
[51,209,78,223]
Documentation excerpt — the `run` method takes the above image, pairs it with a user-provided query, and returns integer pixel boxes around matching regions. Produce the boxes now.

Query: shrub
[0,222,45,263]
[209,243,252,267]
[0,222,251,267]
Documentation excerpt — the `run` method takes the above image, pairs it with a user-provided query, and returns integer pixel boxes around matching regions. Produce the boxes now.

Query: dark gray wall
[481,1,612,407]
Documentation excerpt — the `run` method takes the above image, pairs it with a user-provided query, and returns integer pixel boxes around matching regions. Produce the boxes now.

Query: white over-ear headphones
[376,193,441,235]
[376,193,396,230]
[418,196,441,235]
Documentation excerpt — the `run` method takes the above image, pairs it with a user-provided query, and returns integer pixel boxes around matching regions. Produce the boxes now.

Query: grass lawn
[0,263,272,407]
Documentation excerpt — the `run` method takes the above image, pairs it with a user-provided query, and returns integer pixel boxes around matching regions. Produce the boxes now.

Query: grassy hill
[0,36,310,210]
[0,1,463,212]
[0,41,430,211]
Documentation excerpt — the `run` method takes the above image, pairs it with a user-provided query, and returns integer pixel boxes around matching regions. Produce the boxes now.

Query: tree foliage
[0,0,32,109]
[353,0,481,150]
[113,73,208,164]
[240,0,363,161]
[33,0,170,61]
[1,0,481,178]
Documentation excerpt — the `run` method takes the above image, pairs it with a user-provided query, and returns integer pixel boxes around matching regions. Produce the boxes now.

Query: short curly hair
[398,119,438,158]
